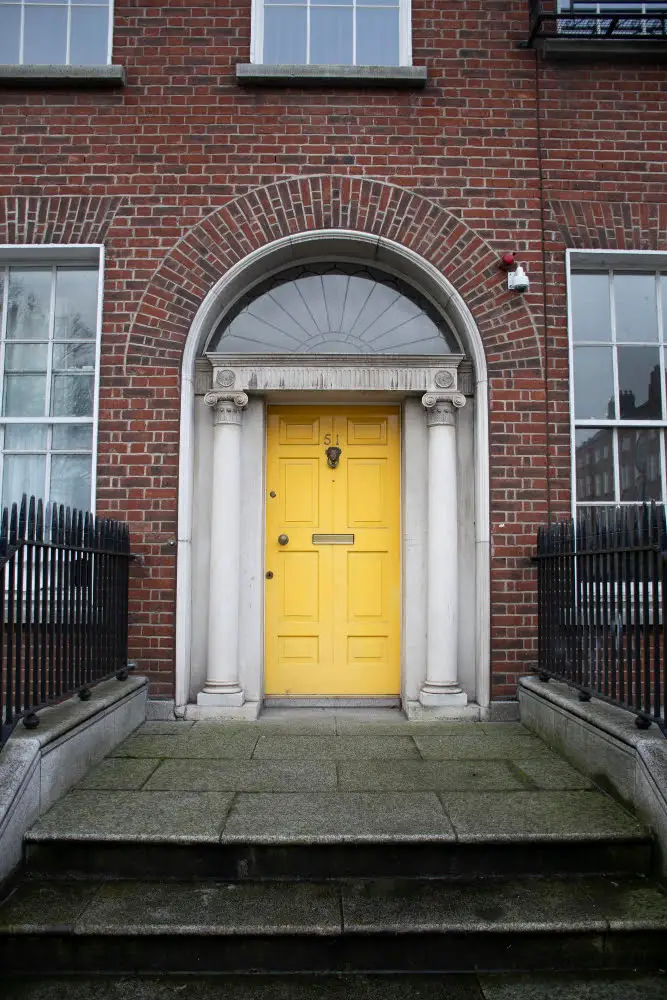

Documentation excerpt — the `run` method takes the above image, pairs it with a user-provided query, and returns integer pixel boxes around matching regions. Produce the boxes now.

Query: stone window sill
[0,64,126,88]
[236,63,427,88]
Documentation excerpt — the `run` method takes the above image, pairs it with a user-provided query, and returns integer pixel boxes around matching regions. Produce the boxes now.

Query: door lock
[265,571,274,579]
[278,534,289,546]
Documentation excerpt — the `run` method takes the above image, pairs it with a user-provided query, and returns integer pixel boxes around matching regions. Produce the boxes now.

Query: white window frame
[567,248,667,519]
[250,0,412,67]
[0,244,104,515]
[2,0,114,66]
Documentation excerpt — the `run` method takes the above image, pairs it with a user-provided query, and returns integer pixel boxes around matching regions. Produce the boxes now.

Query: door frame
[176,230,491,718]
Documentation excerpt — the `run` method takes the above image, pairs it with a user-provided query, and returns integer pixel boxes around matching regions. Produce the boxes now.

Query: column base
[185,701,261,721]
[197,686,245,708]
[406,699,481,721]
[419,683,468,708]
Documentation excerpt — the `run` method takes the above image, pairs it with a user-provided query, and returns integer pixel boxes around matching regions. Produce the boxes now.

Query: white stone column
[419,392,468,708]
[197,390,249,707]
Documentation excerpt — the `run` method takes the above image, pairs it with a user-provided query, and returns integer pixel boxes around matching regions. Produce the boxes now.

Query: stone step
[23,835,653,882]
[3,973,667,1000]
[1,875,666,975]
[23,782,653,880]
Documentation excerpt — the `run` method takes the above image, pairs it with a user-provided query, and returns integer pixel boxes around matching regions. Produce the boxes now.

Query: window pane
[311,0,350,4]
[356,7,399,65]
[54,268,98,340]
[3,375,46,417]
[53,343,96,370]
[263,7,307,63]
[4,344,48,372]
[4,424,47,450]
[310,7,353,64]
[617,346,661,419]
[570,272,611,343]
[52,424,93,450]
[24,6,68,64]
[575,428,615,503]
[2,455,45,509]
[619,429,662,502]
[615,273,658,342]
[50,455,91,512]
[69,5,109,65]
[51,374,94,417]
[573,346,615,419]
[7,269,51,341]
[0,6,21,63]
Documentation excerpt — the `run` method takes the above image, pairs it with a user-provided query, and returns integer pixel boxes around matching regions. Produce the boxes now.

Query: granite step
[2,973,667,1000]
[22,784,654,881]
[1,875,666,974]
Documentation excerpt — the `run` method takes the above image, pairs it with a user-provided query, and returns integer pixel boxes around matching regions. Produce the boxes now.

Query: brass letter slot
[312,533,355,545]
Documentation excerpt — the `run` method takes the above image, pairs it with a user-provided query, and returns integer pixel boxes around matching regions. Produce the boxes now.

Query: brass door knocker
[325,446,342,469]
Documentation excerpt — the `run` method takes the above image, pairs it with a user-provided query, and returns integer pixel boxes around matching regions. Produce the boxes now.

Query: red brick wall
[1,0,666,700]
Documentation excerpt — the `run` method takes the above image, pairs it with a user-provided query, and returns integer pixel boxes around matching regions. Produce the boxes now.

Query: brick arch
[125,176,543,377]
[0,196,123,245]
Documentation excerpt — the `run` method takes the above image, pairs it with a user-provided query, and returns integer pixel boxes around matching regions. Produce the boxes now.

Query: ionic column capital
[204,391,249,426]
[421,392,466,427]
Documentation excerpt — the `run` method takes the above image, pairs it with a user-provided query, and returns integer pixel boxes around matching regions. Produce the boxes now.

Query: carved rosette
[434,369,455,390]
[215,368,236,388]
[421,391,466,428]
[204,391,249,426]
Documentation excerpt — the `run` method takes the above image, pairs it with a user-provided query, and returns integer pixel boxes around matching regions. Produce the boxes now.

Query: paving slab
[0,880,100,932]
[252,736,420,760]
[78,880,341,935]
[577,875,667,929]
[342,878,607,933]
[28,790,234,843]
[415,733,550,760]
[440,790,645,843]
[0,974,486,999]
[144,759,338,792]
[337,760,525,792]
[77,758,161,790]
[480,972,667,999]
[195,714,338,735]
[111,733,260,759]
[137,721,196,735]
[220,792,455,843]
[335,721,487,736]
[513,757,594,790]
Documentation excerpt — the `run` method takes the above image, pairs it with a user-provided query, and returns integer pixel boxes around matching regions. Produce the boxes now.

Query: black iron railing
[525,0,667,45]
[535,504,666,733]
[0,494,133,747]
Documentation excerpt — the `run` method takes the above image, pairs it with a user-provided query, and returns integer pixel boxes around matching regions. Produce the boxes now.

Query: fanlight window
[208,265,458,356]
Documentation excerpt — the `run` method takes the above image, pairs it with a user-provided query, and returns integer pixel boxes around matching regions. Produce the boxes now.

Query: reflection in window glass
[615,273,658,343]
[617,346,661,420]
[259,0,403,65]
[618,429,662,502]
[573,346,614,420]
[575,429,614,502]
[0,263,99,512]
[570,272,611,342]
[570,265,667,511]
[0,0,112,66]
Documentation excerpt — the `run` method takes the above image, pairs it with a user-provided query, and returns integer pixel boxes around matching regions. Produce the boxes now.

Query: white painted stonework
[176,230,491,720]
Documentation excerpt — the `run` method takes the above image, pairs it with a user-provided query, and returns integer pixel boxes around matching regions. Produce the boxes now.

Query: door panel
[265,405,400,697]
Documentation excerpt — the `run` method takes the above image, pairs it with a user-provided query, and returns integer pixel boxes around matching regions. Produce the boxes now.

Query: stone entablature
[203,354,466,397]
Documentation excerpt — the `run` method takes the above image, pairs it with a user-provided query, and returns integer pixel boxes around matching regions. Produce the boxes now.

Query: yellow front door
[265,405,400,697]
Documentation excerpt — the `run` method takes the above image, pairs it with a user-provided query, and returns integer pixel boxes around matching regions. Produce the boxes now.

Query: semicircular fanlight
[207,264,459,356]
